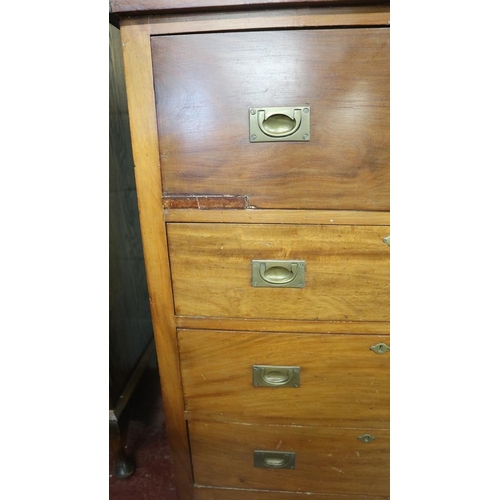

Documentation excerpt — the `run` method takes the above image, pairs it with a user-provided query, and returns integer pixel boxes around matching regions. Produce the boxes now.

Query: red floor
[109,369,179,500]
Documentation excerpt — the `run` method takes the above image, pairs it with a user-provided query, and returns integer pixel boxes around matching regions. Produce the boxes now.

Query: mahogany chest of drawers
[110,1,390,498]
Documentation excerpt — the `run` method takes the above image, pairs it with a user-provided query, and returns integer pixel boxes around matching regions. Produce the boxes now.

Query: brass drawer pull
[252,260,305,288]
[253,365,300,388]
[254,450,296,469]
[249,106,310,142]
[258,108,302,137]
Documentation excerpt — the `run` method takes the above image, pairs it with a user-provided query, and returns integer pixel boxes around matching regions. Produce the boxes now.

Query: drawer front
[152,29,389,210]
[194,487,389,500]
[189,421,389,496]
[168,223,390,321]
[179,330,389,427]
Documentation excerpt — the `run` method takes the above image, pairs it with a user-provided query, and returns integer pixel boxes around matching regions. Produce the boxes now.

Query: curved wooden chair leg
[109,410,135,479]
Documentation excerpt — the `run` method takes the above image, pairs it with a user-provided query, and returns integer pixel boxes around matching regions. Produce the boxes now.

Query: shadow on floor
[109,368,179,500]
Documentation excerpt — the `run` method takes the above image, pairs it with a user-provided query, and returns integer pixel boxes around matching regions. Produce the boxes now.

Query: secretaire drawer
[152,28,389,211]
[178,330,389,428]
[167,223,389,321]
[189,420,389,497]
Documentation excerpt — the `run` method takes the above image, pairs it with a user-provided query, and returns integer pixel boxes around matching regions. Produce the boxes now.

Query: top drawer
[151,28,389,210]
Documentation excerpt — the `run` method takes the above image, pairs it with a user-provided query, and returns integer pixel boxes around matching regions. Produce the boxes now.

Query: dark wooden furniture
[109,23,155,479]
[110,1,390,497]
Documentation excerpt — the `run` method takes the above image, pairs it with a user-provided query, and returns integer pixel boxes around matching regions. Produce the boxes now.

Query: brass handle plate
[249,106,310,142]
[253,365,301,388]
[252,260,305,288]
[254,450,296,469]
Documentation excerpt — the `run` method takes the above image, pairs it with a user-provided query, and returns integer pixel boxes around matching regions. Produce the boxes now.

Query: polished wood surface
[148,6,390,35]
[178,330,389,427]
[167,223,390,321]
[189,421,389,496]
[110,0,387,16]
[118,4,390,498]
[176,317,389,334]
[194,488,389,500]
[120,19,194,500]
[152,28,389,210]
[164,209,390,225]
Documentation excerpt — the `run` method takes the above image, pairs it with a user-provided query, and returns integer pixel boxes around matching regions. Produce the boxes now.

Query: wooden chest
[110,1,390,498]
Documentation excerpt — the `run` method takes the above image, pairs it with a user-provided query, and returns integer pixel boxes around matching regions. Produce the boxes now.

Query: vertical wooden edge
[120,20,194,500]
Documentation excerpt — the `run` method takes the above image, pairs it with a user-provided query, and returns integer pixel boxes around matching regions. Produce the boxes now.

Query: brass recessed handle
[253,365,301,388]
[254,450,296,469]
[257,109,302,138]
[252,260,305,288]
[249,106,310,142]
[259,262,297,284]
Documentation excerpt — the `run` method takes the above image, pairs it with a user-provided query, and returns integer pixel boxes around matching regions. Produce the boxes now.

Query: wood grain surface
[167,223,390,321]
[120,19,194,500]
[118,4,390,498]
[163,194,248,209]
[148,6,390,35]
[178,330,389,427]
[176,316,389,334]
[152,28,389,210]
[189,420,389,496]
[110,0,387,15]
[194,487,389,500]
[164,209,389,225]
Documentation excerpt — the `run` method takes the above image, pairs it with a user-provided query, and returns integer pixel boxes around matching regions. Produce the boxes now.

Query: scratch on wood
[162,194,249,210]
